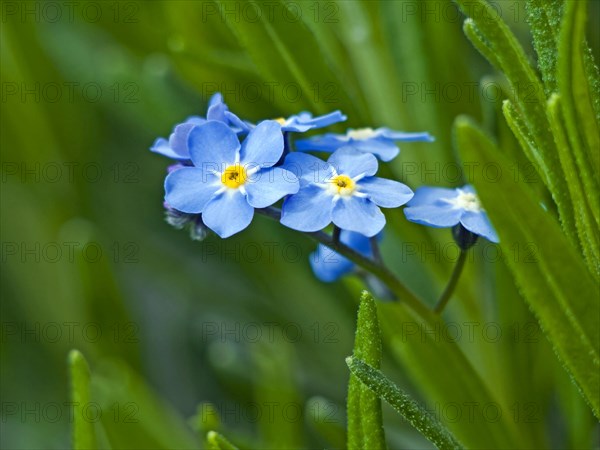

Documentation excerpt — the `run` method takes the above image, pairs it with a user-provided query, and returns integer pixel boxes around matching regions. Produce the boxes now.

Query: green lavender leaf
[215,0,360,118]
[556,0,600,223]
[547,95,599,278]
[455,116,600,418]
[525,0,564,94]
[206,431,239,450]
[346,356,464,450]
[347,291,386,450]
[69,350,98,450]
[454,0,576,242]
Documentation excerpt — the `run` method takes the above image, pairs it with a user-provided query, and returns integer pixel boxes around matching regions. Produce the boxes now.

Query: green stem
[434,250,468,314]
[370,236,382,264]
[332,226,341,245]
[256,207,432,317]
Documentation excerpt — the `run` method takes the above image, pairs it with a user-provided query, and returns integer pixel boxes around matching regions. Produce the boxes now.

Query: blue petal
[206,93,227,121]
[310,245,354,282]
[460,211,499,243]
[282,152,335,186]
[342,231,374,255]
[150,137,182,160]
[164,167,220,214]
[358,177,413,208]
[350,139,399,161]
[188,121,240,168]
[332,197,385,237]
[407,186,458,207]
[378,128,435,142]
[245,167,299,208]
[280,185,333,231]
[225,110,253,133]
[240,120,284,167]
[295,134,344,152]
[288,110,347,131]
[282,123,314,133]
[202,190,255,238]
[404,204,461,228]
[168,121,201,158]
[328,147,378,177]
[208,92,223,108]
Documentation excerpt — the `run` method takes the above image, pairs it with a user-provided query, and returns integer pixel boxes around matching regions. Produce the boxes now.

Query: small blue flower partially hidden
[280,147,413,237]
[403,185,499,243]
[164,120,299,238]
[310,231,373,282]
[274,110,347,133]
[150,93,250,160]
[295,127,434,162]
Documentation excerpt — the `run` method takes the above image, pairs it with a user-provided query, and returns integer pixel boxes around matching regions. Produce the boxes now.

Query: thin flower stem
[434,250,468,314]
[370,236,382,264]
[256,207,432,318]
[332,226,341,245]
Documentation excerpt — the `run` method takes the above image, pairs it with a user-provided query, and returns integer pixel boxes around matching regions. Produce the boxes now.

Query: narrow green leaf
[501,100,547,184]
[525,0,563,94]
[455,116,600,418]
[547,94,599,278]
[90,360,199,449]
[206,431,239,450]
[347,291,386,450]
[346,357,464,450]
[379,302,525,449]
[215,0,359,117]
[69,350,97,450]
[462,19,501,71]
[454,0,576,241]
[557,0,600,223]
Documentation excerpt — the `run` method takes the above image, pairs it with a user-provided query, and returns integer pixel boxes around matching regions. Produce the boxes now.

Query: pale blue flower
[295,127,434,161]
[404,185,499,243]
[150,93,250,160]
[164,120,299,238]
[280,148,413,237]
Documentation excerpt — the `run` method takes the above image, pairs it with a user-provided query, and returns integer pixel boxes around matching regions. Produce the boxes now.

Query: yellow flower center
[274,117,287,125]
[221,164,248,189]
[330,175,356,196]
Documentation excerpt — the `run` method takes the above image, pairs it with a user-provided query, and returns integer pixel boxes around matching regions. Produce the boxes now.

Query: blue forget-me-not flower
[164,120,299,238]
[151,93,250,160]
[280,147,413,237]
[295,127,434,161]
[403,185,499,243]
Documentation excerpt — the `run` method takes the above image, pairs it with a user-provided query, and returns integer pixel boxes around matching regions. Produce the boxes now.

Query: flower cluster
[151,93,498,281]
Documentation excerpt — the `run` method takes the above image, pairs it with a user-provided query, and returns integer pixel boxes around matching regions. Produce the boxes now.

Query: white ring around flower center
[345,128,379,141]
[445,189,482,212]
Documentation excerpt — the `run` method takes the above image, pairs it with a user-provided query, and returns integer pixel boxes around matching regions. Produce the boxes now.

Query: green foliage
[454,117,600,418]
[347,292,386,450]
[346,356,463,450]
[205,431,238,450]
[69,350,97,450]
[3,1,599,449]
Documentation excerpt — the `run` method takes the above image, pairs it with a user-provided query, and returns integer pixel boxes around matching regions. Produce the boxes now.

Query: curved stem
[256,207,432,318]
[332,226,341,245]
[370,236,382,264]
[434,250,468,314]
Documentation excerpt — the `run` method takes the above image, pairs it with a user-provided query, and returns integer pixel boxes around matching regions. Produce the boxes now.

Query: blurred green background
[1,1,599,449]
